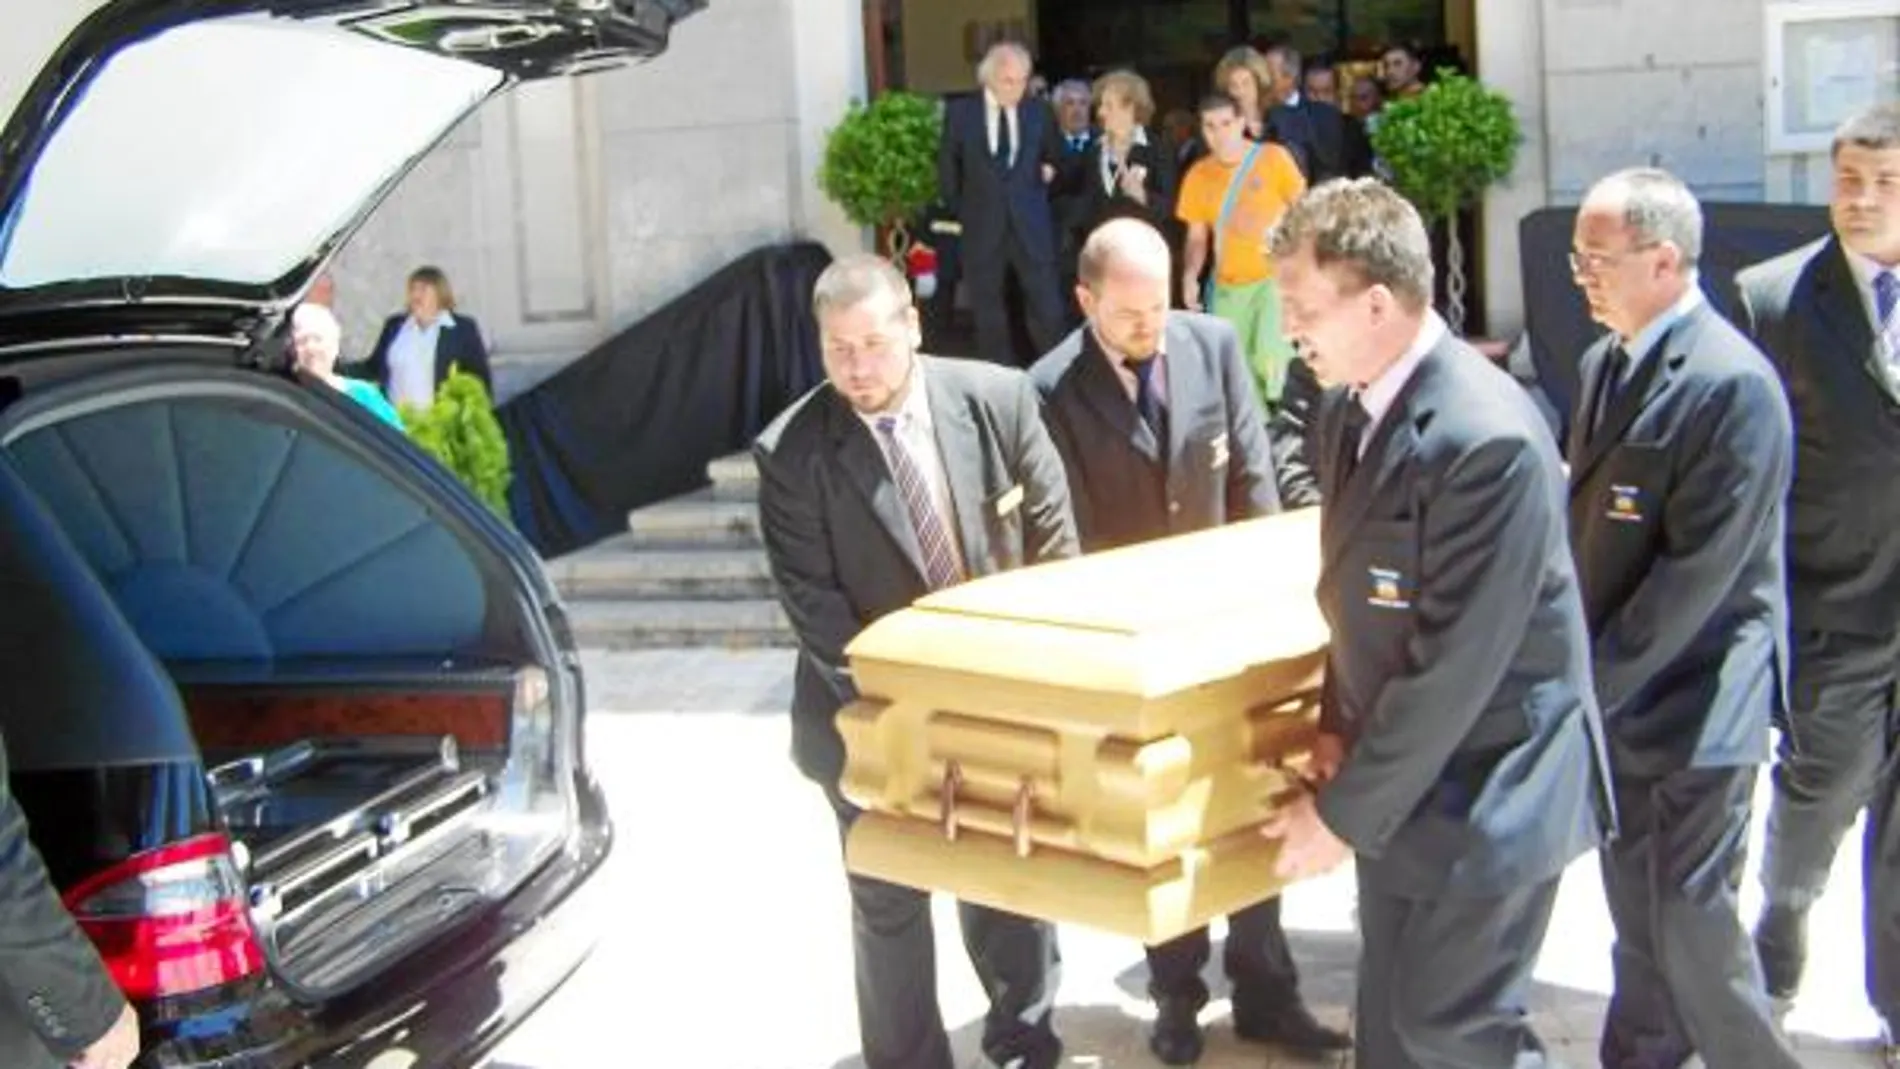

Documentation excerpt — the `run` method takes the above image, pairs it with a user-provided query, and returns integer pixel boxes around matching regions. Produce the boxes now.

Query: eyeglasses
[1568,242,1661,277]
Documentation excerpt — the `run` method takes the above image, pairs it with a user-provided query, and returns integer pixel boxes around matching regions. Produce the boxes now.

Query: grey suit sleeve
[1268,357,1323,509]
[0,741,126,1061]
[1315,437,1557,857]
[1216,323,1281,518]
[753,441,860,706]
[1011,375,1081,563]
[1592,373,1793,714]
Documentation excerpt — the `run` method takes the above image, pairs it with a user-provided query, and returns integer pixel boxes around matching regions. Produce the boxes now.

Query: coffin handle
[1012,776,1034,859]
[940,760,964,841]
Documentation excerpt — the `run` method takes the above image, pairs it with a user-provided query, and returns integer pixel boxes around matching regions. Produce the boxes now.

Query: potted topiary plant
[402,366,513,522]
[818,90,941,261]
[1369,70,1521,336]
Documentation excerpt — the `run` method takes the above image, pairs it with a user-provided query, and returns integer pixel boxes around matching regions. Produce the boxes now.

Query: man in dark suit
[1567,168,1799,1069]
[1741,102,1900,1058]
[939,41,1067,366]
[1050,78,1098,328]
[754,254,1078,1069]
[1028,219,1347,1065]
[1261,178,1613,1068]
[1262,46,1371,184]
[0,732,141,1069]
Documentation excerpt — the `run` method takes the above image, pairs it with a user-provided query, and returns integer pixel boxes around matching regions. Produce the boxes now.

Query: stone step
[625,492,762,548]
[706,452,759,501]
[562,599,794,650]
[546,539,776,600]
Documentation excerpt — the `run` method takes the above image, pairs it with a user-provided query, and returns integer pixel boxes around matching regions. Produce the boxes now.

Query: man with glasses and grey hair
[1260,178,1611,1068]
[1741,100,1900,1061]
[1567,167,1800,1069]
[939,40,1066,366]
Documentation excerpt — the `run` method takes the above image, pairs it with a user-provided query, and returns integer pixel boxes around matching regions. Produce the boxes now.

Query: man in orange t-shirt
[1177,92,1307,407]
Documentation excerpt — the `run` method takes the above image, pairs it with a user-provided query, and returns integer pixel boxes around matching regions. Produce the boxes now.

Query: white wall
[328,0,866,398]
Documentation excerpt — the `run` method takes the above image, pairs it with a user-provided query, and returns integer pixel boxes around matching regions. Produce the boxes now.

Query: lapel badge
[1368,566,1410,610]
[1606,484,1644,523]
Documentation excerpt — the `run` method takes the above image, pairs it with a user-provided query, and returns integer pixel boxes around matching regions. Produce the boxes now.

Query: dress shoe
[1148,998,1205,1066]
[1753,904,1807,1001]
[1233,1000,1352,1056]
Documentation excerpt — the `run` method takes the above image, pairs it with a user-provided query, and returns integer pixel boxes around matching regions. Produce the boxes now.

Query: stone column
[790,0,871,257]
[1476,0,1550,342]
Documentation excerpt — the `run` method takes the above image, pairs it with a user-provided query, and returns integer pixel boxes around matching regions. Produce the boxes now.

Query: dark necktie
[1126,356,1168,454]
[1339,395,1371,484]
[1069,133,1088,153]
[1877,270,1899,371]
[1591,343,1631,440]
[994,106,1014,168]
[874,416,963,590]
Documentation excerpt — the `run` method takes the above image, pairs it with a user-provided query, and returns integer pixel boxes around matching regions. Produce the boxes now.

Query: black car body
[0,3,704,1065]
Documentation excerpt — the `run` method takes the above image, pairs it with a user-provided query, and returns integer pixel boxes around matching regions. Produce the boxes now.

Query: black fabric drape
[498,242,833,558]
[1518,203,1830,442]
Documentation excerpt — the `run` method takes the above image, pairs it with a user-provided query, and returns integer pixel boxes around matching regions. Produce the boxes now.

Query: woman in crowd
[289,303,405,429]
[1211,46,1275,142]
[358,265,492,412]
[1079,70,1178,252]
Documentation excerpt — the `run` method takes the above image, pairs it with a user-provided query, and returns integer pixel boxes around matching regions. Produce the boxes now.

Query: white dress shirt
[859,364,968,573]
[984,90,1019,169]
[1355,311,1447,458]
[387,309,456,410]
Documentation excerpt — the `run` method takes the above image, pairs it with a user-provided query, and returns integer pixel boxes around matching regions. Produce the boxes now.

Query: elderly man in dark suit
[1740,102,1900,1060]
[1262,46,1371,184]
[1028,218,1348,1065]
[1567,167,1799,1069]
[1261,178,1613,1068]
[754,253,1078,1069]
[0,736,141,1069]
[939,41,1067,365]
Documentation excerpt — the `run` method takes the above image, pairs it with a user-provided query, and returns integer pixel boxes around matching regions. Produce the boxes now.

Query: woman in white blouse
[358,266,493,412]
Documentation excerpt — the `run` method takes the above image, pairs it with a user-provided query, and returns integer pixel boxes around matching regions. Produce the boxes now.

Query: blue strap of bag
[1204,141,1263,311]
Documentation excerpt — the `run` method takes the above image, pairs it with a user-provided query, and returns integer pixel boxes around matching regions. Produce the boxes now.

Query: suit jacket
[1074,133,1179,240]
[1737,237,1900,638]
[1314,334,1612,899]
[0,737,127,1068]
[1567,302,1792,776]
[1265,98,1372,184]
[357,313,494,400]
[1029,313,1278,551]
[1268,356,1325,509]
[938,92,1064,262]
[754,357,1079,785]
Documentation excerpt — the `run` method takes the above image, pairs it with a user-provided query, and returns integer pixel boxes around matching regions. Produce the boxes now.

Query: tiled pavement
[487,651,1892,1068]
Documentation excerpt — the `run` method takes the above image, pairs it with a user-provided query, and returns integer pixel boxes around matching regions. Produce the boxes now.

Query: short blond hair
[1092,69,1154,126]
[1212,46,1273,108]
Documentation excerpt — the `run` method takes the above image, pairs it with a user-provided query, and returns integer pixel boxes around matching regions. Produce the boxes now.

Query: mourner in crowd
[1261,177,1612,1068]
[1177,92,1307,409]
[1743,100,1900,1062]
[1028,218,1345,1064]
[938,41,1067,366]
[1567,167,1800,1069]
[754,254,1077,1069]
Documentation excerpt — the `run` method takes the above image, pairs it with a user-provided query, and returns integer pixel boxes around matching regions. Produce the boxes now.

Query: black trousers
[964,230,1063,368]
[826,788,1062,1069]
[1600,766,1797,1069]
[1760,628,1900,1016]
[1143,896,1301,1023]
[1355,874,1560,1069]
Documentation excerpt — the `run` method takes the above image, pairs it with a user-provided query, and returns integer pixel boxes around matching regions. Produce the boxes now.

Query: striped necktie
[1877,270,1900,372]
[874,416,963,590]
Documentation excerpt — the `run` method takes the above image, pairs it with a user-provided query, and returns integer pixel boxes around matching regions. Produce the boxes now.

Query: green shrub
[818,90,941,230]
[402,366,512,521]
[1369,71,1522,227]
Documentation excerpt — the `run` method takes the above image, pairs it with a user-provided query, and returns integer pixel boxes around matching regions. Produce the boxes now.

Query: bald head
[1076,219,1172,359]
[1078,218,1172,289]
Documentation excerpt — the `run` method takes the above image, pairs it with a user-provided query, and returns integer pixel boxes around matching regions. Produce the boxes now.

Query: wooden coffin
[839,509,1329,944]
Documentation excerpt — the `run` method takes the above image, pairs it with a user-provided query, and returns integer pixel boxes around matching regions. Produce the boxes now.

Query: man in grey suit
[754,254,1078,1069]
[1567,168,1799,1069]
[1740,102,1900,1059]
[1028,218,1347,1065]
[0,734,141,1069]
[1261,178,1613,1068]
